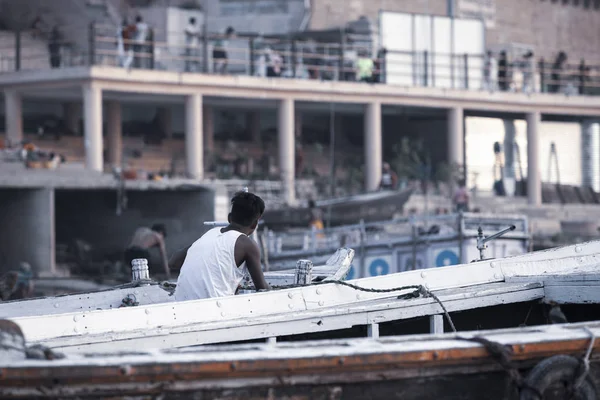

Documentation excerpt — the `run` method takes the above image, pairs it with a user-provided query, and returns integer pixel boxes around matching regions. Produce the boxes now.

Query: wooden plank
[3,322,600,400]
[9,240,600,349]
[43,283,544,352]
[544,285,600,304]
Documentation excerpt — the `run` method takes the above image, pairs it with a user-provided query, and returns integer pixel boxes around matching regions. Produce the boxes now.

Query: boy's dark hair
[151,223,167,238]
[230,191,265,227]
[136,15,142,23]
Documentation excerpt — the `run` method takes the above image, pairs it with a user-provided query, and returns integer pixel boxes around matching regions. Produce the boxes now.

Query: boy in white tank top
[170,191,270,300]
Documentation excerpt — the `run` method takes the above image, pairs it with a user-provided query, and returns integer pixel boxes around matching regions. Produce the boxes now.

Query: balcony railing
[1,23,599,96]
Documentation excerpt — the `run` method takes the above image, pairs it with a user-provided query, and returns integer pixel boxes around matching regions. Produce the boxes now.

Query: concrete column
[581,120,600,191]
[63,102,81,135]
[526,111,541,206]
[364,101,382,192]
[203,104,214,152]
[4,90,23,146]
[278,98,295,205]
[106,101,122,168]
[247,111,261,145]
[186,93,203,179]
[447,107,464,169]
[502,119,516,179]
[295,110,302,139]
[82,83,103,172]
[157,107,172,138]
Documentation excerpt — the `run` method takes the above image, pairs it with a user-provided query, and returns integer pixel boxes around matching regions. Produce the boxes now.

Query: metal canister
[131,258,150,282]
[294,259,313,286]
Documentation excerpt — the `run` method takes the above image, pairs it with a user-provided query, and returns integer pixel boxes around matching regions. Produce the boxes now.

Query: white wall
[465,117,583,192]
[380,11,485,88]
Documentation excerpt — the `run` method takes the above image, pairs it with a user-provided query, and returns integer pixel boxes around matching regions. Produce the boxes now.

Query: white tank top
[174,227,247,301]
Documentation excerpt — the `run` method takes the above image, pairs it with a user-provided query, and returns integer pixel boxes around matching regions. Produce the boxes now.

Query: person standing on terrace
[184,17,201,72]
[213,26,235,74]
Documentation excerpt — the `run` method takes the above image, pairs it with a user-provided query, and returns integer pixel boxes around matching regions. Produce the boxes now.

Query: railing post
[202,23,209,73]
[423,50,428,86]
[539,58,545,93]
[149,28,155,70]
[291,39,297,78]
[88,22,96,66]
[338,29,345,81]
[14,30,21,71]
[463,53,469,89]
[249,37,255,76]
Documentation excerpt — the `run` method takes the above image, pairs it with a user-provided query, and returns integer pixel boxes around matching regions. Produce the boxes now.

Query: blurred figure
[265,47,282,77]
[357,50,374,82]
[184,17,201,72]
[549,51,567,93]
[133,16,149,68]
[453,179,470,212]
[117,18,134,68]
[482,50,497,91]
[0,262,34,301]
[380,162,398,190]
[213,26,235,74]
[124,224,170,279]
[48,26,61,68]
[521,51,535,93]
[373,48,387,83]
[308,199,325,240]
[498,51,509,91]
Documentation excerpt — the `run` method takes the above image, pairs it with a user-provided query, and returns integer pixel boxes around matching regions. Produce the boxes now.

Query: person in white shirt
[184,17,200,72]
[133,15,148,68]
[170,191,270,300]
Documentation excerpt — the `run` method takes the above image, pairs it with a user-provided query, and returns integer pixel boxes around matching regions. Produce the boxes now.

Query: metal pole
[249,37,255,76]
[14,30,21,71]
[202,22,209,73]
[88,22,96,66]
[463,53,469,89]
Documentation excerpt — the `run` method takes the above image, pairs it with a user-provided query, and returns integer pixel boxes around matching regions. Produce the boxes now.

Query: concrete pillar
[4,90,23,146]
[186,93,203,179]
[502,119,516,179]
[278,98,295,205]
[247,111,261,145]
[581,120,600,191]
[526,111,541,206]
[63,102,81,135]
[295,110,302,139]
[447,107,464,169]
[106,101,122,168]
[364,101,382,192]
[157,107,172,138]
[82,83,103,172]
[203,104,214,152]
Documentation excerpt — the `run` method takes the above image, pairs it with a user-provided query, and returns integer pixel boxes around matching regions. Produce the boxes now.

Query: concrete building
[1,0,600,276]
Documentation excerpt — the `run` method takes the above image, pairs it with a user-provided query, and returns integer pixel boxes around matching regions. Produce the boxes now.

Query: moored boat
[3,240,600,354]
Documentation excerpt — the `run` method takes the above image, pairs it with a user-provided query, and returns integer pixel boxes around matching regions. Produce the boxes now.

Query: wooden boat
[261,188,413,229]
[3,240,600,354]
[263,212,530,277]
[0,247,354,318]
[1,321,599,399]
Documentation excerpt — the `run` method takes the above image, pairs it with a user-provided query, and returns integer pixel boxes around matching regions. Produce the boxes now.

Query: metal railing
[2,23,600,96]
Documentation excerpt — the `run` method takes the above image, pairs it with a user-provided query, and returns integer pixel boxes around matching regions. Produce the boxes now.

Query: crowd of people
[482,49,595,95]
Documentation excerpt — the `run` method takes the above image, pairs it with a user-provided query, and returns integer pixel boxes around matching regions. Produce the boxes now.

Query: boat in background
[261,188,413,229]
[263,212,530,278]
